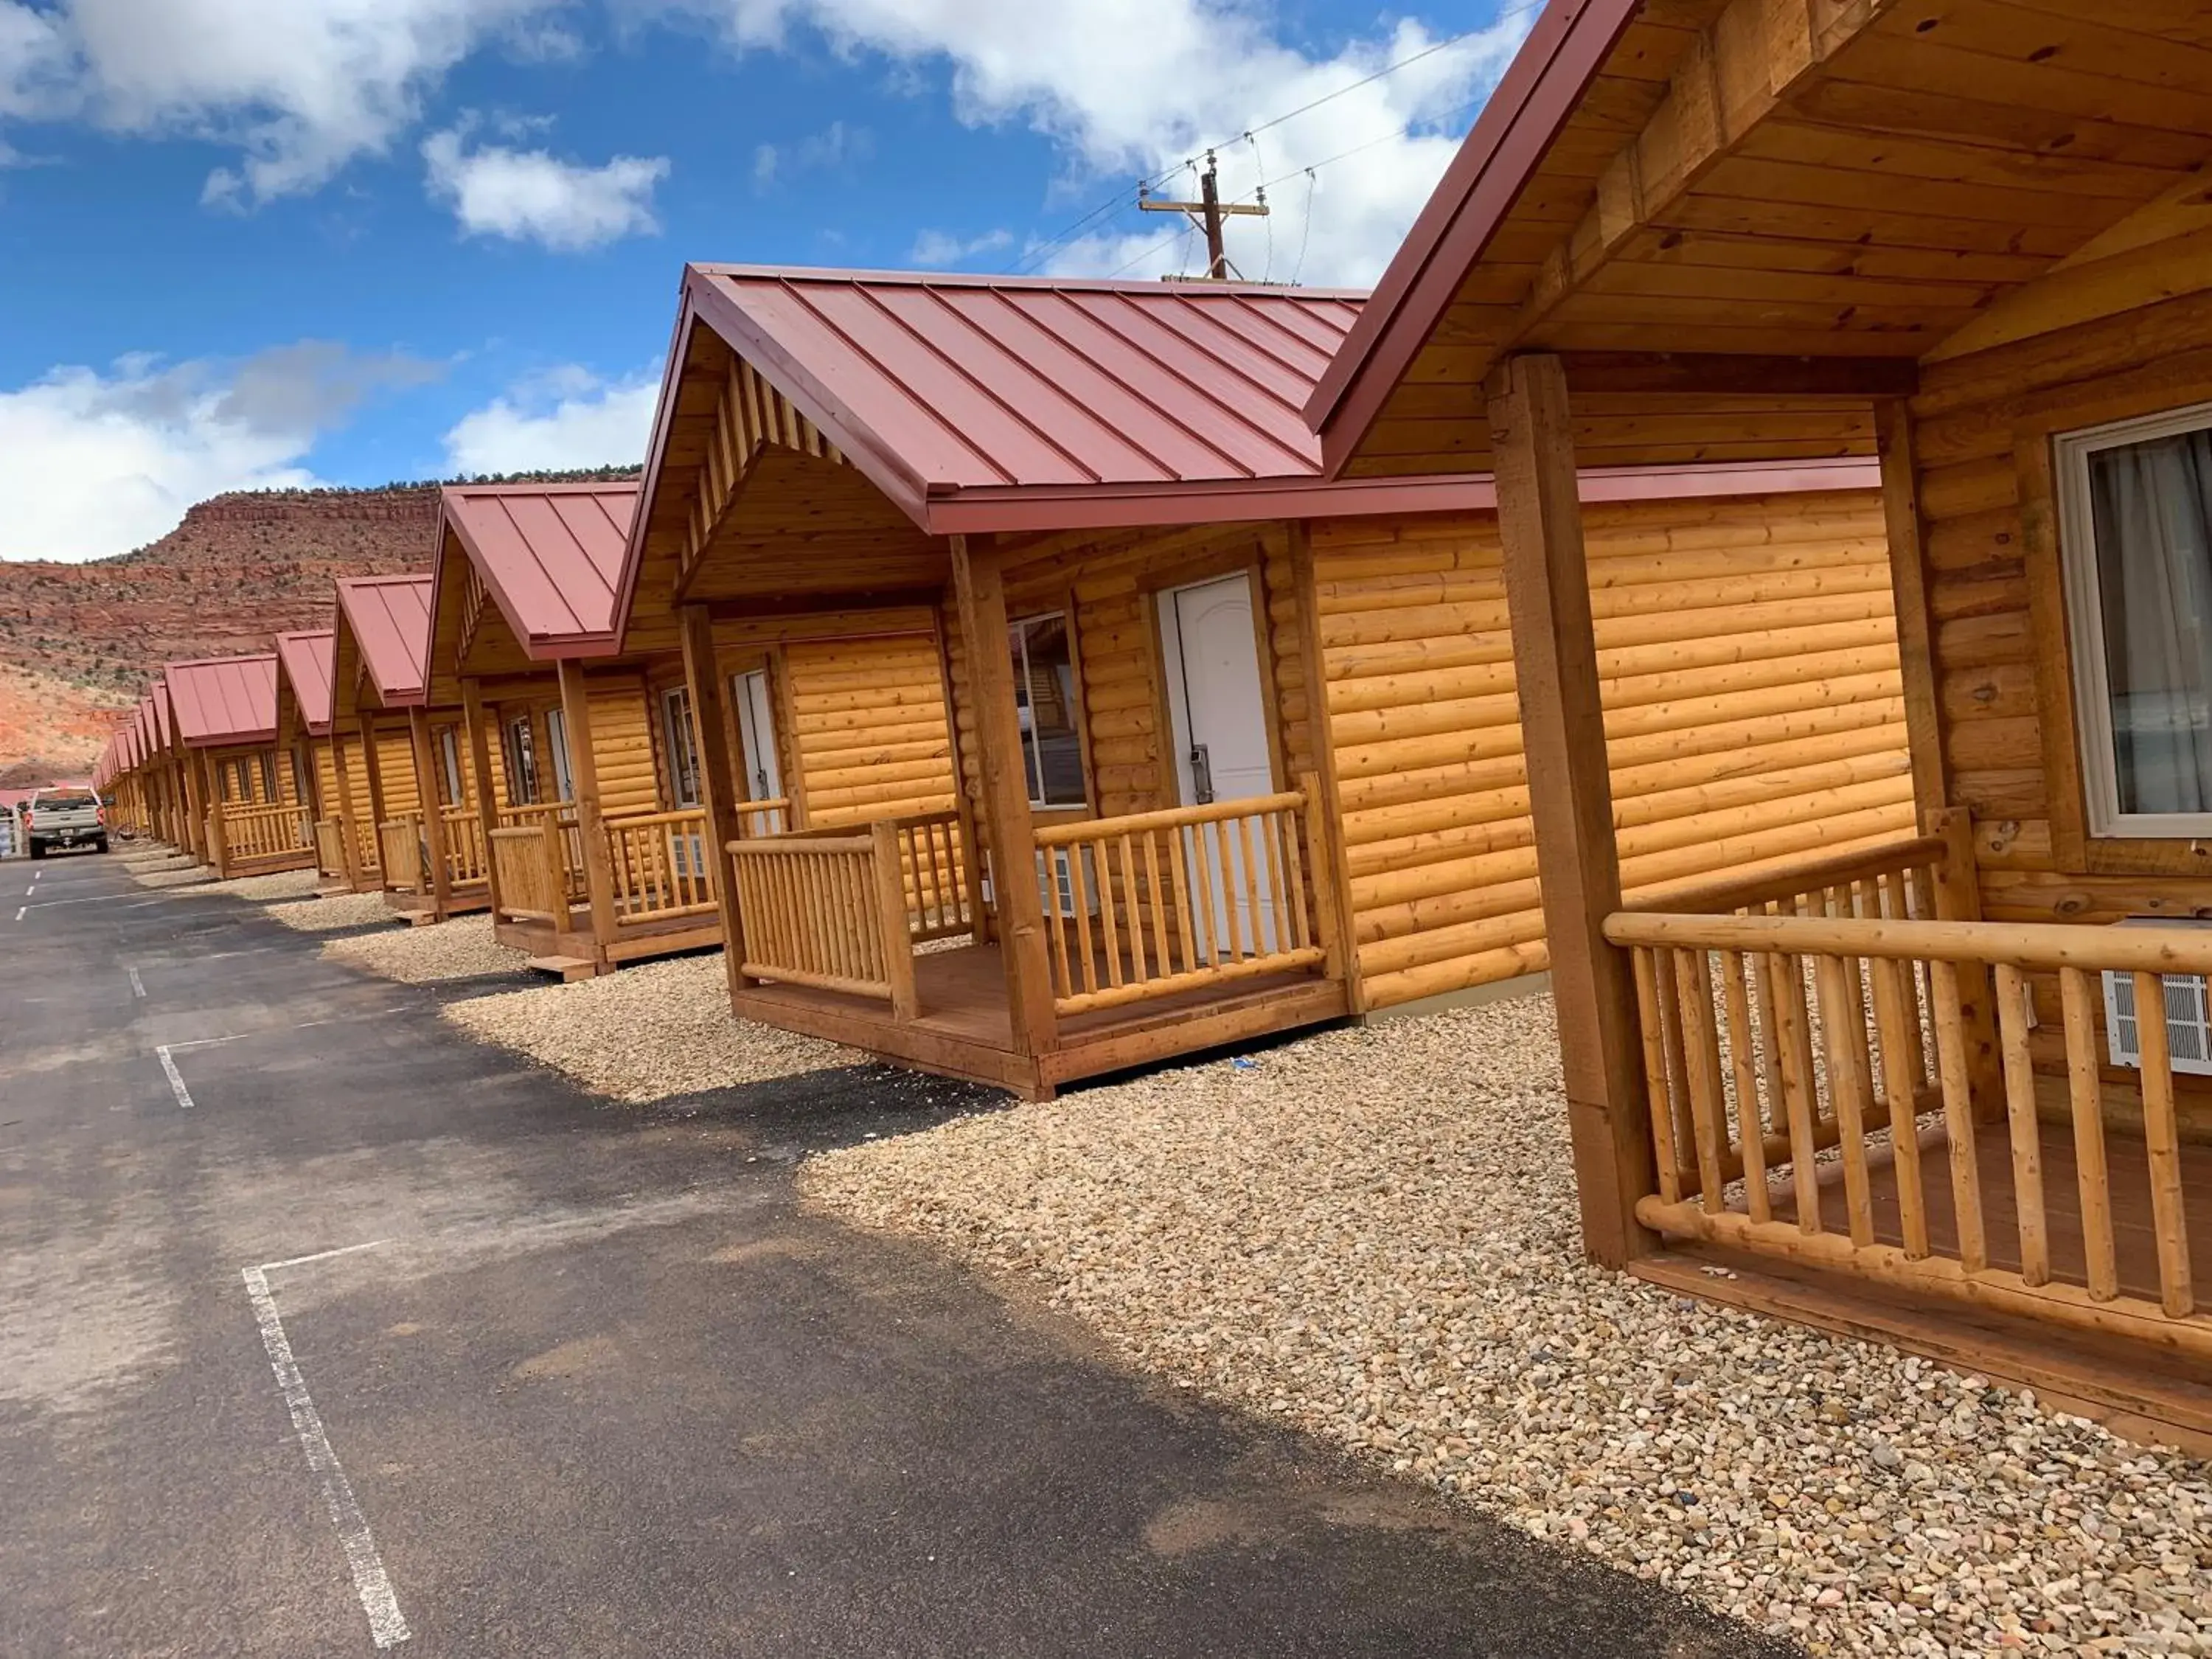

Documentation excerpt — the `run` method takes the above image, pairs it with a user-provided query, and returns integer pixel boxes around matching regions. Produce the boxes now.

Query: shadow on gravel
[641,1062,1010,1155]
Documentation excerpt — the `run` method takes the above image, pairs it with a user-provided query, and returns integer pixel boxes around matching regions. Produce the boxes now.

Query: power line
[1011,19,1502,276]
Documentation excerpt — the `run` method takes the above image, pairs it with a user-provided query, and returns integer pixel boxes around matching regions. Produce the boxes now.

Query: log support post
[358,714,391,864]
[204,757,230,879]
[1488,352,1657,1268]
[557,660,620,959]
[462,679,504,918]
[1930,805,2006,1124]
[181,748,209,865]
[329,730,364,890]
[950,532,1059,1071]
[680,605,754,998]
[408,706,453,917]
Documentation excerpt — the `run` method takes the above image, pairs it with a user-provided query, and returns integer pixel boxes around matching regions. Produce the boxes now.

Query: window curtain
[2089,429,2212,814]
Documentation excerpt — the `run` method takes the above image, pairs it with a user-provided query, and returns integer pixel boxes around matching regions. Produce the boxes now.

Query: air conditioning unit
[1036,845,1100,918]
[2101,917,2212,1075]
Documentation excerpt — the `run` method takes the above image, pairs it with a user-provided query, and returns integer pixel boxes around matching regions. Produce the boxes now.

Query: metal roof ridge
[692,261,1371,300]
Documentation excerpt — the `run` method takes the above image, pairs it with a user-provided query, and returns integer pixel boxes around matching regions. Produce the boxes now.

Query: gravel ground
[179,869,324,903]
[801,994,2212,1658]
[262,891,396,933]
[321,914,528,984]
[442,954,855,1102]
[131,865,216,888]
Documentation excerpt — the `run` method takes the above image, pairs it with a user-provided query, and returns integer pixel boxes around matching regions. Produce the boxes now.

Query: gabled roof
[335,574,433,707]
[164,654,279,748]
[1306,0,2212,474]
[150,684,173,749]
[435,483,638,655]
[638,265,1479,540]
[275,629,337,734]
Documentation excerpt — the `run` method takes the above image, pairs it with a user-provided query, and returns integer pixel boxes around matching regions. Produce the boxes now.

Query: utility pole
[1139,150,1269,280]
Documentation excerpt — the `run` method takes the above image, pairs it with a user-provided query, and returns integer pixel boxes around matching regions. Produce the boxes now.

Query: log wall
[783,633,959,826]
[1907,262,2212,1127]
[587,678,661,818]
[1312,487,1911,1009]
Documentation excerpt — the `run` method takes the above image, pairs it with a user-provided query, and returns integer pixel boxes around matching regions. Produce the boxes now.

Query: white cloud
[681,1,1530,287]
[0,342,439,563]
[17,0,559,204]
[908,226,1011,266]
[750,118,870,191]
[443,364,658,475]
[423,126,669,249]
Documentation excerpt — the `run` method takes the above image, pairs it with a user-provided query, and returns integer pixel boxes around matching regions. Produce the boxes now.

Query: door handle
[1189,742,1214,806]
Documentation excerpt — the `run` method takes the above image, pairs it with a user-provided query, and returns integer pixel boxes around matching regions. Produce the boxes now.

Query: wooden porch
[1601,830,2212,1429]
[734,939,1348,1095]
[719,788,1354,1097]
[205,799,316,879]
[487,801,723,974]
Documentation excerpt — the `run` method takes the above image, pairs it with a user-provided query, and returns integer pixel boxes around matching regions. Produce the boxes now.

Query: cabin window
[437,728,465,807]
[504,715,539,804]
[661,686,702,807]
[2059,400,2212,835]
[258,753,278,801]
[1008,611,1085,809]
[545,707,577,803]
[291,747,313,808]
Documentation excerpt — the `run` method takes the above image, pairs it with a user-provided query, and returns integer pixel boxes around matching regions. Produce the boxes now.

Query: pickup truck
[24,788,107,858]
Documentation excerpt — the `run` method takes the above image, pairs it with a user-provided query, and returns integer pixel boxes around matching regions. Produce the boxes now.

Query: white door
[545,708,577,804]
[734,669,786,832]
[1159,571,1278,956]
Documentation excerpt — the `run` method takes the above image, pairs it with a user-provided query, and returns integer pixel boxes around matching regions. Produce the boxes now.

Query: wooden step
[526,954,600,983]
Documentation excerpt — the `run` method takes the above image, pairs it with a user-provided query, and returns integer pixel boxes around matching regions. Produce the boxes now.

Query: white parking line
[11,907,22,923]
[243,1258,411,1649]
[154,1046,196,1110]
[128,966,146,998]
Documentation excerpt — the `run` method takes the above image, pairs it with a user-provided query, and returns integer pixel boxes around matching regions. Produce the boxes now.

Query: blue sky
[0,0,1531,562]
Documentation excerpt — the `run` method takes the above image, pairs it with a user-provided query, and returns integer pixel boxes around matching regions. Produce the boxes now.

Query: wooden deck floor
[1773,1113,2212,1306]
[731,939,1350,1096]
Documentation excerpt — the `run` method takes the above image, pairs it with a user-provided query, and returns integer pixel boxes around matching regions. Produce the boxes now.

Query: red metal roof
[335,574,433,707]
[275,629,337,734]
[437,484,639,655]
[671,265,1368,535]
[1303,0,1640,469]
[164,654,279,748]
[150,684,173,749]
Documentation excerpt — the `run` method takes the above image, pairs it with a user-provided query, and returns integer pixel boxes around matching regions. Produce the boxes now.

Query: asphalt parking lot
[0,846,1792,1658]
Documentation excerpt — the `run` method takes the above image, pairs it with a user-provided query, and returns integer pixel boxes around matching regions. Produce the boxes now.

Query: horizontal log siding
[784,633,959,826]
[313,741,341,819]
[375,730,420,816]
[1912,274,2212,1138]
[588,681,661,818]
[1915,284,2212,918]
[1312,489,1913,1008]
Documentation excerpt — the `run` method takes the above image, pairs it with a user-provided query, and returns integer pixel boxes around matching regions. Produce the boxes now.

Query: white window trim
[1010,610,1085,811]
[2056,396,2212,838]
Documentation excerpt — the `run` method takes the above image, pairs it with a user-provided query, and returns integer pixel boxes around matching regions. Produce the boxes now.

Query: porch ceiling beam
[1517,0,1899,342]
[1555,350,1917,399]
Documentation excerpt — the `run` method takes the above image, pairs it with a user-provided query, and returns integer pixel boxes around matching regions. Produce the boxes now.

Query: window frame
[504,714,539,805]
[544,706,576,804]
[1007,608,1089,813]
[661,684,702,808]
[2054,396,2212,839]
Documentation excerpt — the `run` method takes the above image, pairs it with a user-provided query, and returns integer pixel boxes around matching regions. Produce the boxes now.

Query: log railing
[313,815,349,877]
[489,821,570,924]
[441,807,489,887]
[218,800,312,863]
[726,824,915,1016]
[1604,873,2208,1362]
[738,796,792,838]
[605,808,717,925]
[495,803,585,899]
[894,810,975,943]
[378,814,422,891]
[354,818,382,879]
[1032,781,1331,1017]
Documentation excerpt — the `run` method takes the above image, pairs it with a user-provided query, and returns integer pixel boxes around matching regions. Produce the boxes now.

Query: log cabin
[420,478,933,978]
[330,572,508,922]
[620,264,1910,1098]
[273,628,352,886]
[134,688,188,852]
[1305,0,2212,1432]
[161,653,316,879]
